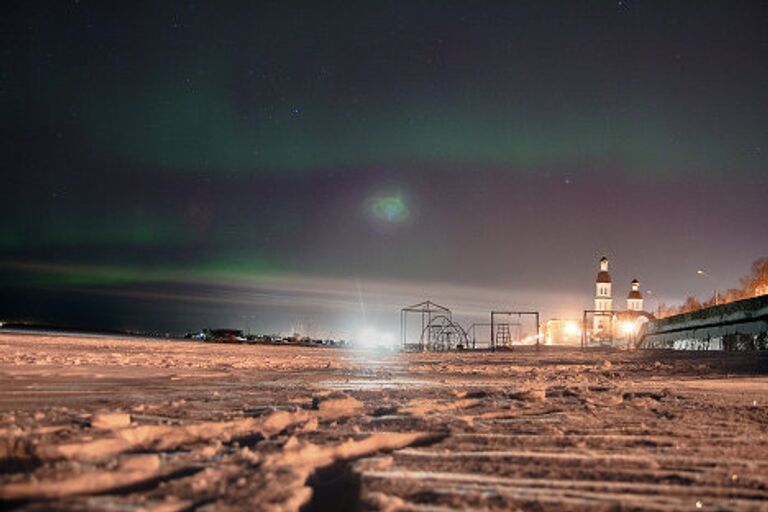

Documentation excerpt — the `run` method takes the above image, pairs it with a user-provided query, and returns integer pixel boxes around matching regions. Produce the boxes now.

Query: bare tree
[653,256,766,318]
[679,296,702,314]
[741,257,768,298]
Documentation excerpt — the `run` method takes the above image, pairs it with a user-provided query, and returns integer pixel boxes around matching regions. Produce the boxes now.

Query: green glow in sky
[40,218,194,247]
[0,255,278,289]
[369,194,409,223]
[76,83,740,177]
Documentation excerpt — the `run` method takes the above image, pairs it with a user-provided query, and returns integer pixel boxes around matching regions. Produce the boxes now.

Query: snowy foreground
[1,334,767,511]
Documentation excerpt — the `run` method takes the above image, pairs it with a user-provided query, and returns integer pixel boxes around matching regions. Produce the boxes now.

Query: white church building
[592,256,653,339]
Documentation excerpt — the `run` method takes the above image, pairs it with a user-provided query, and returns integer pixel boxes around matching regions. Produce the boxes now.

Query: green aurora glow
[369,194,409,223]
[77,85,743,176]
[1,255,278,288]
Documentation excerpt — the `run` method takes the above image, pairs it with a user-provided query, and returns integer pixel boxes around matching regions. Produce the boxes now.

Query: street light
[646,289,661,317]
[697,269,720,305]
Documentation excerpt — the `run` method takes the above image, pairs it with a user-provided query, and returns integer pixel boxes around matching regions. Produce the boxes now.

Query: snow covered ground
[1,333,767,510]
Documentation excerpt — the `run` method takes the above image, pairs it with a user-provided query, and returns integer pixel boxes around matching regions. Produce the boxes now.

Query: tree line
[656,257,768,318]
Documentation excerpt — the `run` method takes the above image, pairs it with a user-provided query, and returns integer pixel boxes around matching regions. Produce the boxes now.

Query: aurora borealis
[2,1,767,337]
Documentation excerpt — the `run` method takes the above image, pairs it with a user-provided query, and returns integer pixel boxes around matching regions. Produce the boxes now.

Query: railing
[639,294,768,350]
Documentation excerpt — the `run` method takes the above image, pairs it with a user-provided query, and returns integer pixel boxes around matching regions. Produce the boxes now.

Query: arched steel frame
[400,300,452,351]
[466,322,493,350]
[420,314,470,351]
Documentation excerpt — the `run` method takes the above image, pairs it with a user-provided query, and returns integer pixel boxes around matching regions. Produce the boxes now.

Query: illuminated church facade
[593,256,653,339]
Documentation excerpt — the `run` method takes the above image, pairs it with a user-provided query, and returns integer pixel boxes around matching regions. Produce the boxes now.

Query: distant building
[545,319,581,345]
[593,256,613,334]
[627,278,643,311]
[591,256,653,342]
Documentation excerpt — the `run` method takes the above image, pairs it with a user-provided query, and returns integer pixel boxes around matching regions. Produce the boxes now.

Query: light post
[697,269,720,305]
[646,289,661,317]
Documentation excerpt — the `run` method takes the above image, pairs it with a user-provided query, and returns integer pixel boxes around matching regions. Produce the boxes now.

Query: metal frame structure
[581,309,617,348]
[401,301,543,352]
[466,322,493,350]
[420,314,470,351]
[400,300,452,351]
[490,311,540,351]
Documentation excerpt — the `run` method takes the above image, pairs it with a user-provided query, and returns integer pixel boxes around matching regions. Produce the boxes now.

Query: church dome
[627,290,642,299]
[596,271,612,283]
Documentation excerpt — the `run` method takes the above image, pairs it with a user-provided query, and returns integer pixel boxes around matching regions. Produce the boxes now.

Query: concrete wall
[640,294,768,351]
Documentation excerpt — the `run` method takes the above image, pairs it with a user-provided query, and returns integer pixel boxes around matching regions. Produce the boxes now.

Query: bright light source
[564,321,580,337]
[620,320,638,337]
[355,327,395,350]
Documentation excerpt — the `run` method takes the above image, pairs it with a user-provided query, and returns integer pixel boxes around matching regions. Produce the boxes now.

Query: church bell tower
[627,278,643,311]
[594,256,613,334]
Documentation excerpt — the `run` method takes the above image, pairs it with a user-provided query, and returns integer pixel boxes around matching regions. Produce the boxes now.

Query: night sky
[2,1,767,338]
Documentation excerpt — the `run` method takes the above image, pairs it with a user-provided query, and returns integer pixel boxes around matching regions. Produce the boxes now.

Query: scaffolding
[490,311,541,351]
[495,323,513,348]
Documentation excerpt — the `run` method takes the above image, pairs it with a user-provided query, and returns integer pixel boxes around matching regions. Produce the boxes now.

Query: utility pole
[697,269,720,305]
[646,289,662,317]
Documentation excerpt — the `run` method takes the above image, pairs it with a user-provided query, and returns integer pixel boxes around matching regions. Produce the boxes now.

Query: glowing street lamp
[697,269,720,305]
[646,289,663,317]
[620,320,637,337]
[564,321,581,338]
